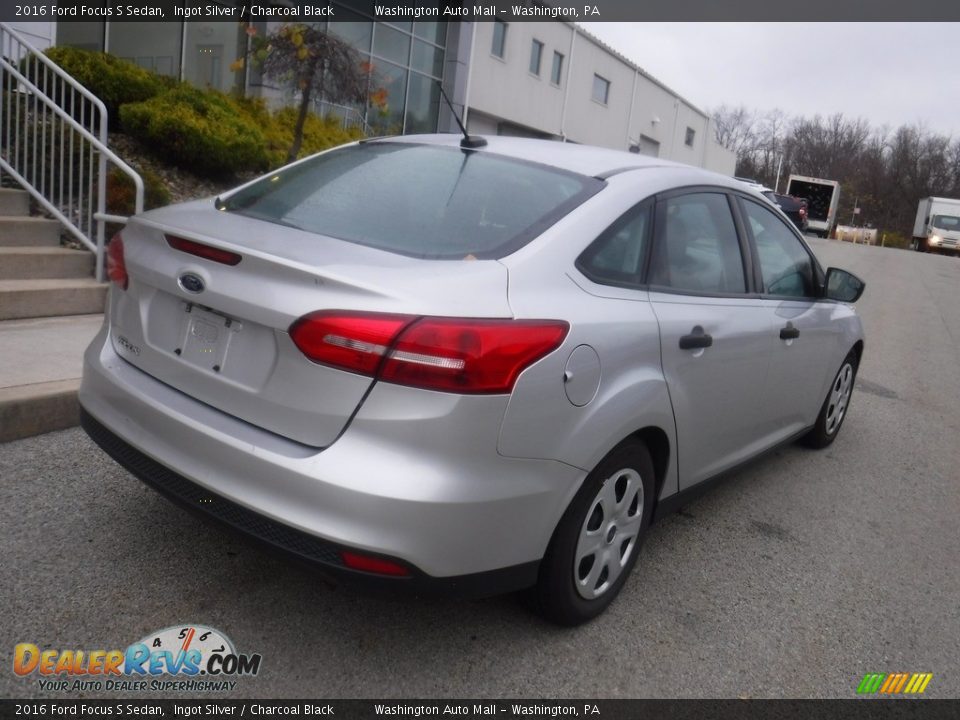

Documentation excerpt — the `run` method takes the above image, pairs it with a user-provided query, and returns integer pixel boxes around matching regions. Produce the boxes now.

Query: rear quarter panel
[497,171,690,505]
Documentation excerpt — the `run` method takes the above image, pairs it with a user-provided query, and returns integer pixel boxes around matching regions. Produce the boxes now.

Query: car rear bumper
[79,323,584,591]
[80,408,537,597]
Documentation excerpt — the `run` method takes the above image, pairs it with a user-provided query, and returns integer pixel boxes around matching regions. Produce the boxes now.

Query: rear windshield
[221,142,602,259]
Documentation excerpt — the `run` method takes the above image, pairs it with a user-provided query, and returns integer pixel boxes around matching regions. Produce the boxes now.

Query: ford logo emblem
[178,273,205,294]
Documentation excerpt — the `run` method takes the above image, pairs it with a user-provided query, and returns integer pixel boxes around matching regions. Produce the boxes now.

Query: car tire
[802,352,859,449]
[535,438,655,626]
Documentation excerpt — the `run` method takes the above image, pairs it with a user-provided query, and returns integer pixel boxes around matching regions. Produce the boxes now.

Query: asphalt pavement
[1,238,958,699]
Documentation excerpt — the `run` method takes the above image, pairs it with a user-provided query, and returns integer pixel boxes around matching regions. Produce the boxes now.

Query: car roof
[372,133,742,188]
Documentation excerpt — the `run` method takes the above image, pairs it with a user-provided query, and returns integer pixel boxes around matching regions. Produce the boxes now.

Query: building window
[592,74,610,105]
[551,51,564,85]
[491,20,507,58]
[685,127,696,147]
[529,39,544,76]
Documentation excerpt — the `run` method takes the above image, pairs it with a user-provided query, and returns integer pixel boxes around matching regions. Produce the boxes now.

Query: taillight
[289,312,569,394]
[289,312,415,375]
[381,318,569,393]
[166,235,242,266]
[106,233,128,290]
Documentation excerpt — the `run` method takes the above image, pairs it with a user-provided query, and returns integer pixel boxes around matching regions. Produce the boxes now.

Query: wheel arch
[629,425,671,508]
[850,339,864,364]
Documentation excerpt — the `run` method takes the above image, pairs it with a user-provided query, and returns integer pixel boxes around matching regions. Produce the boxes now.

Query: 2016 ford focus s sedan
[80,135,865,625]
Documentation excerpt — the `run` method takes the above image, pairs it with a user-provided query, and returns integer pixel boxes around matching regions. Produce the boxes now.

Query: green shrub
[879,230,910,249]
[266,107,364,166]
[106,166,170,216]
[120,86,269,178]
[43,47,170,128]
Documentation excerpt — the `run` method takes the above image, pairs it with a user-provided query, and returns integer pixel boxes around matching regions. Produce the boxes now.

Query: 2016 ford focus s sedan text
[80,135,865,625]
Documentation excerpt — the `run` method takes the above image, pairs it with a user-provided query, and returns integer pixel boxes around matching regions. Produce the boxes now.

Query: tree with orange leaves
[234,23,378,163]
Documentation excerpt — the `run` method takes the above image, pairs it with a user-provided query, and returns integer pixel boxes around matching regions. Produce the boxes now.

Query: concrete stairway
[0,187,106,442]
[0,188,106,321]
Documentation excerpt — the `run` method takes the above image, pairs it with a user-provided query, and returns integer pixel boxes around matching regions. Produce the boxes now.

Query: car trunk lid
[108,200,513,447]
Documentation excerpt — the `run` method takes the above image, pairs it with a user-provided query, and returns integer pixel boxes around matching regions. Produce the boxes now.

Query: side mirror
[824,267,865,303]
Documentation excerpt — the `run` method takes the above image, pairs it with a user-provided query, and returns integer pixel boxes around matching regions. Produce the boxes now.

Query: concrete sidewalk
[0,314,103,442]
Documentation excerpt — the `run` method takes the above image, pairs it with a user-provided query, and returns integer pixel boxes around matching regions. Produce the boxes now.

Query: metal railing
[315,99,371,135]
[0,23,143,282]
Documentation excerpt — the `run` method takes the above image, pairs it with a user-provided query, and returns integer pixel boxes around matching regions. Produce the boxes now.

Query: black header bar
[3,0,960,23]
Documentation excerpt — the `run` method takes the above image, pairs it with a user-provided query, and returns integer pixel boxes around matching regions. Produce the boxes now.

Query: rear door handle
[679,326,713,350]
[779,323,800,340]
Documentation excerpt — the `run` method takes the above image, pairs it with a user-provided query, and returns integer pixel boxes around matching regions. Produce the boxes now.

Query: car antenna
[436,80,486,150]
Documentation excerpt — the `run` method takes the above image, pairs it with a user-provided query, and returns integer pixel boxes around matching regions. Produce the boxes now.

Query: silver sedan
[80,135,865,625]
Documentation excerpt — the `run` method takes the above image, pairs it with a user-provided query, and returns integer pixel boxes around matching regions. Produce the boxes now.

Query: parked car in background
[734,179,808,233]
[763,190,809,233]
[80,136,866,625]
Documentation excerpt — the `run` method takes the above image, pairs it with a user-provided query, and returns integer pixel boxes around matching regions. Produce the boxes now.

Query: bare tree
[715,104,960,238]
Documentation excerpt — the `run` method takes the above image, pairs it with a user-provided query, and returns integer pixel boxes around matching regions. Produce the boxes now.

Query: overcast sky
[580,23,959,137]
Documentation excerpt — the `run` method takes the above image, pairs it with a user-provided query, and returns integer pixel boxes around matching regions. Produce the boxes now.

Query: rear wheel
[803,352,858,449]
[535,439,655,625]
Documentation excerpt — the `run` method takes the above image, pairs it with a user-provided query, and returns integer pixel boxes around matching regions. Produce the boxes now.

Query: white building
[463,21,735,174]
[14,15,735,174]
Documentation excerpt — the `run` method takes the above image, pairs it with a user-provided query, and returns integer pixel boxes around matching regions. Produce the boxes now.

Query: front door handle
[679,326,713,350]
[779,323,800,340]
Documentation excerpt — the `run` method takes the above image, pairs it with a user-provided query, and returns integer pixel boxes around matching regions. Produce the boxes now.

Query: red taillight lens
[106,233,128,290]
[340,551,411,577]
[289,312,569,394]
[289,312,414,375]
[166,235,242,266]
[381,318,569,394]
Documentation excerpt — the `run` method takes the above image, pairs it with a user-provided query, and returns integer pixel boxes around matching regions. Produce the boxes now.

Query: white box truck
[911,197,960,255]
[785,175,841,237]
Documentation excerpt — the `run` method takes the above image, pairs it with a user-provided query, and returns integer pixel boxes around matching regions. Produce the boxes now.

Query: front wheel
[803,352,858,449]
[535,439,655,625]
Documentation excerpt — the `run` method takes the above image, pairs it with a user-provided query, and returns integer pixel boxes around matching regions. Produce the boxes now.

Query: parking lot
[1,238,958,699]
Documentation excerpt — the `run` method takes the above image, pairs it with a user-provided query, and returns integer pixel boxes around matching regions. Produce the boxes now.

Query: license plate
[177,304,241,373]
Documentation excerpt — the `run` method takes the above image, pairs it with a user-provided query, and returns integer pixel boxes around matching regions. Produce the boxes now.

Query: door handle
[679,326,713,350]
[779,323,800,340]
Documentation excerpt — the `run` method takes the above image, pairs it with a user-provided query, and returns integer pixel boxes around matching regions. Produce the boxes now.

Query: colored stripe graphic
[857,674,885,694]
[858,673,932,694]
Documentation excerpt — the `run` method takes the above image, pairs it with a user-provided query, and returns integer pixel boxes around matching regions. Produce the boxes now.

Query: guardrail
[0,23,143,282]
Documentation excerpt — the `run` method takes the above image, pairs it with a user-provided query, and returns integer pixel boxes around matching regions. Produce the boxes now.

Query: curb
[0,379,81,443]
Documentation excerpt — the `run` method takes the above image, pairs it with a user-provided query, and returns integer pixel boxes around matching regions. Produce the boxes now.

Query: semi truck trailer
[785,175,841,237]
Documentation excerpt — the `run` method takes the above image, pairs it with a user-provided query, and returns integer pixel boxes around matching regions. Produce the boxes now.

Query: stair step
[0,246,95,279]
[0,216,62,246]
[0,378,81,443]
[0,188,30,217]
[0,278,107,321]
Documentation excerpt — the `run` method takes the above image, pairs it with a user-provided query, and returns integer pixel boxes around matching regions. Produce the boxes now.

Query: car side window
[648,192,746,294]
[576,202,651,287]
[741,199,815,298]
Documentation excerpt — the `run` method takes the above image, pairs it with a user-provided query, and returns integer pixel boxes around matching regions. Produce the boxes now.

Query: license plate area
[178,303,241,373]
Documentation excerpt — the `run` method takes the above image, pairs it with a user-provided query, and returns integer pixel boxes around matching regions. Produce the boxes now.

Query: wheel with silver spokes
[536,439,655,626]
[574,468,644,600]
[803,350,859,449]
[825,362,854,436]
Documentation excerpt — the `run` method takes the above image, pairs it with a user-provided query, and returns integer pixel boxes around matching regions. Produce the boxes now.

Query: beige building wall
[467,22,736,175]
